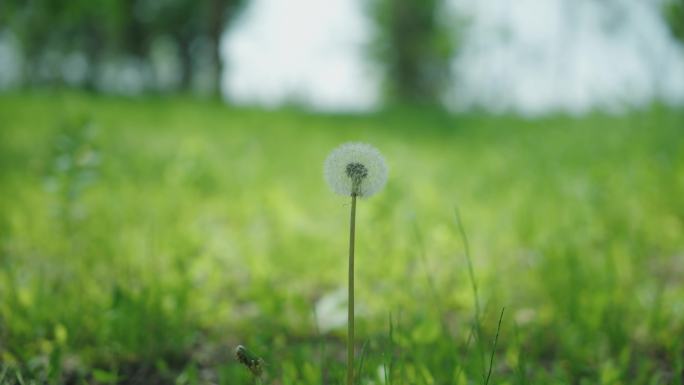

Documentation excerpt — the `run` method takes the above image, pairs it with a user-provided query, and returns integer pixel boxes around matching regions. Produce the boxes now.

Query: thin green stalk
[485,307,505,385]
[357,339,370,385]
[454,207,486,380]
[513,322,528,385]
[386,312,395,385]
[455,208,481,326]
[347,194,357,385]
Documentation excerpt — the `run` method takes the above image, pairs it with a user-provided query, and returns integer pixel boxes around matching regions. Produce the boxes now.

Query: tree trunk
[178,37,193,91]
[208,0,226,98]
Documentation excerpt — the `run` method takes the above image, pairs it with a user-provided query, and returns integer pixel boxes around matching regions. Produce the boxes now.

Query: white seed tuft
[324,142,388,198]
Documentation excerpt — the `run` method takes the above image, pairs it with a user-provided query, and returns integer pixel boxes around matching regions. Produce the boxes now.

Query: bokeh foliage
[1,92,683,384]
[663,0,684,43]
[0,0,247,93]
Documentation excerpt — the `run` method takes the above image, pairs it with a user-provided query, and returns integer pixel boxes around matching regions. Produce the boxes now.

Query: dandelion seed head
[324,142,388,198]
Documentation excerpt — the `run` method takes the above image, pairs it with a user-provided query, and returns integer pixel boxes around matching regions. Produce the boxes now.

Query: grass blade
[356,339,370,385]
[484,307,505,385]
[454,207,486,381]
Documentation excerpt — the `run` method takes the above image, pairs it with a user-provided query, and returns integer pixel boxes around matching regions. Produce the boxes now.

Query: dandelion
[324,142,388,385]
[324,142,388,198]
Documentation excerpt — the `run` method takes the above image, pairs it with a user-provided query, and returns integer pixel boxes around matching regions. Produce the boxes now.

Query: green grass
[0,91,683,384]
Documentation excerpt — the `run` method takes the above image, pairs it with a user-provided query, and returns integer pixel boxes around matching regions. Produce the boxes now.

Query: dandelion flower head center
[346,162,368,189]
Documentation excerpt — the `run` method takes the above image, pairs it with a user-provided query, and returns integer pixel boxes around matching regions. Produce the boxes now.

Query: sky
[221,0,684,115]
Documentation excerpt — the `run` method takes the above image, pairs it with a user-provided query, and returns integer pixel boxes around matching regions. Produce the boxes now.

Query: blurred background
[1,0,683,113]
[1,1,684,384]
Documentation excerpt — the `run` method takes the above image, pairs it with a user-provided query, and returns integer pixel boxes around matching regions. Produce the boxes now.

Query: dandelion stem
[347,193,357,385]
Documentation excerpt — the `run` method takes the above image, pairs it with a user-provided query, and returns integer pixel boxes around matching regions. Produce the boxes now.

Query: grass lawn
[1,91,683,384]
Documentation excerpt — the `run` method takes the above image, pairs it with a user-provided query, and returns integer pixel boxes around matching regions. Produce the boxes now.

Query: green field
[1,92,683,384]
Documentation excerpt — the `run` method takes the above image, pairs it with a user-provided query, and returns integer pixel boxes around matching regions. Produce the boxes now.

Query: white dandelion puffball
[324,142,388,198]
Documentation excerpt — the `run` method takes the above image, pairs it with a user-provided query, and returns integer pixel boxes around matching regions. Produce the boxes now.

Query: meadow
[0,92,683,384]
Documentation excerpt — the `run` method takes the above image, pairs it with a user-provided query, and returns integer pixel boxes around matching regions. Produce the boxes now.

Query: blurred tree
[144,0,248,94]
[0,0,248,95]
[663,0,684,44]
[368,0,457,106]
[63,0,122,89]
[0,0,120,87]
